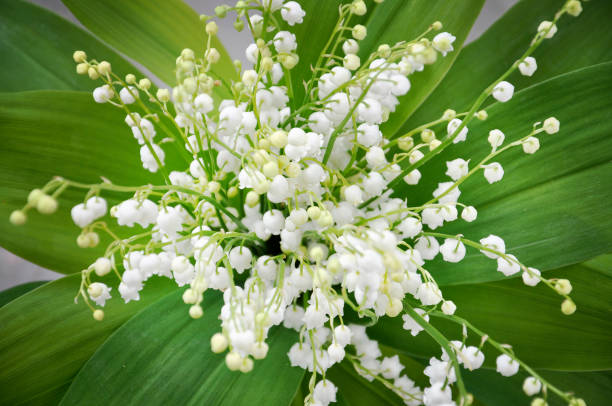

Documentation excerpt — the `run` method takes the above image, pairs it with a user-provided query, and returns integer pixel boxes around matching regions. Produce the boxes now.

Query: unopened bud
[9,210,26,225]
[206,21,218,35]
[561,298,576,315]
[97,61,111,75]
[73,50,87,63]
[36,195,58,214]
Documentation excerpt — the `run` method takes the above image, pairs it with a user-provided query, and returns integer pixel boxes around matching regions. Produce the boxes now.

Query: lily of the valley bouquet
[2,0,611,405]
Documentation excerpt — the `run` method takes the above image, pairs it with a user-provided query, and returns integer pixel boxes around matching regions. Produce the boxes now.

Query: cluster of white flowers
[10,0,587,405]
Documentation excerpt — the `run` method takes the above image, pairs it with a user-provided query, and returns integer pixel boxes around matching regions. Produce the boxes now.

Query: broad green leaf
[62,0,236,87]
[0,0,141,92]
[464,368,612,406]
[14,383,71,406]
[402,62,612,285]
[60,290,304,406]
[0,281,47,307]
[404,0,612,131]
[0,91,168,273]
[0,274,175,405]
[583,253,612,276]
[362,0,485,137]
[370,264,612,370]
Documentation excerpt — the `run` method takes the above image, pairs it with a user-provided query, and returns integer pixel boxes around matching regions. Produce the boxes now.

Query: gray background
[1,0,517,289]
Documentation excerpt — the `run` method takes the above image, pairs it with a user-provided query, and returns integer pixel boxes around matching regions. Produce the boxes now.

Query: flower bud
[87,67,99,80]
[441,300,457,315]
[476,110,488,120]
[246,191,260,207]
[350,0,367,16]
[386,298,403,317]
[280,54,298,69]
[377,44,391,58]
[86,231,99,247]
[36,195,58,214]
[561,298,576,315]
[125,73,136,84]
[73,50,87,63]
[77,234,90,248]
[156,88,170,102]
[429,139,442,151]
[189,304,203,319]
[309,246,324,263]
[261,56,274,72]
[206,21,218,35]
[432,21,443,30]
[554,279,572,295]
[538,21,557,39]
[225,352,242,370]
[211,333,229,353]
[251,342,269,359]
[227,186,238,198]
[9,210,26,225]
[522,137,540,154]
[442,109,456,120]
[421,129,435,143]
[233,18,245,32]
[182,288,198,304]
[262,161,279,178]
[205,48,220,64]
[344,54,360,70]
[543,117,560,134]
[398,136,414,151]
[352,24,367,40]
[97,61,111,75]
[28,189,44,205]
[242,69,258,87]
[181,48,195,60]
[566,0,582,17]
[240,357,254,373]
[93,309,105,321]
[208,181,221,193]
[285,162,301,178]
[214,5,228,18]
[270,130,288,148]
[76,63,88,75]
[94,257,112,276]
[307,206,321,220]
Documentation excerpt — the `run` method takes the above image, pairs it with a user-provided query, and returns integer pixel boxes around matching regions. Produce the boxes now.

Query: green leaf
[464,368,612,406]
[0,91,167,273]
[363,0,485,137]
[61,0,236,87]
[0,274,175,405]
[60,290,304,406]
[0,0,141,92]
[370,263,612,370]
[583,253,612,276]
[404,0,612,130]
[0,281,47,307]
[404,62,612,285]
